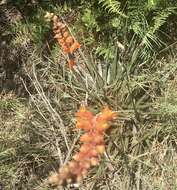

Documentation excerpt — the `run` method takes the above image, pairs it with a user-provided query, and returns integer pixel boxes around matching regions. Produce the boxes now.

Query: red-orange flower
[48,105,116,186]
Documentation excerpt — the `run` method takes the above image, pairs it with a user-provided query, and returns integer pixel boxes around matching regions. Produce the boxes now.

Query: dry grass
[1,41,177,189]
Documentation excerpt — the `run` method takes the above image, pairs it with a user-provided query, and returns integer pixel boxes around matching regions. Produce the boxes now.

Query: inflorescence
[48,105,116,186]
[45,12,80,69]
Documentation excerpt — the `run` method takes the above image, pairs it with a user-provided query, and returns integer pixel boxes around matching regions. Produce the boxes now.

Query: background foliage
[0,0,177,189]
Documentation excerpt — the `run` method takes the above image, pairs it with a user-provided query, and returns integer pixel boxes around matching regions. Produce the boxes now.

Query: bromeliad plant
[48,105,116,186]
[44,13,117,186]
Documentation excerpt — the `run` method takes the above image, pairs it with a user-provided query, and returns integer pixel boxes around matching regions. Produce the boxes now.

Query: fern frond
[98,0,127,17]
[142,7,176,50]
[151,7,177,33]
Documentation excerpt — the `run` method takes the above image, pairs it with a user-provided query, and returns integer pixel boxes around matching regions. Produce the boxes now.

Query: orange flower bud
[76,105,94,121]
[65,36,74,45]
[66,178,73,184]
[96,122,110,131]
[96,145,105,154]
[56,22,63,28]
[60,24,66,30]
[61,45,70,53]
[73,153,84,161]
[90,157,99,166]
[63,31,69,38]
[68,59,76,69]
[58,38,65,44]
[80,144,91,153]
[68,161,77,170]
[80,161,91,169]
[89,149,98,157]
[93,134,104,143]
[73,153,80,161]
[58,166,70,179]
[52,15,59,23]
[98,106,117,121]
[53,25,58,30]
[76,175,83,183]
[76,121,83,129]
[76,120,92,130]
[54,34,62,39]
[69,41,80,53]
[53,28,62,34]
[48,173,59,185]
[61,27,67,33]
[81,169,88,177]
[80,133,93,142]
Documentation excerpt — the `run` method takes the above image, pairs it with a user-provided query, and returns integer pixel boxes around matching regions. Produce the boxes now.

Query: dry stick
[21,80,58,145]
[64,131,81,165]
[136,162,142,190]
[20,77,49,123]
[31,62,69,151]
[20,76,63,164]
[23,65,69,164]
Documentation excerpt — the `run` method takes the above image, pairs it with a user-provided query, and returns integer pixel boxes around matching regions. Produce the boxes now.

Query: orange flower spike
[48,104,116,186]
[48,13,81,68]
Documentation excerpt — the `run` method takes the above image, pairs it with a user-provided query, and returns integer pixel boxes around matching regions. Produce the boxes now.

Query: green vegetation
[0,0,177,189]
